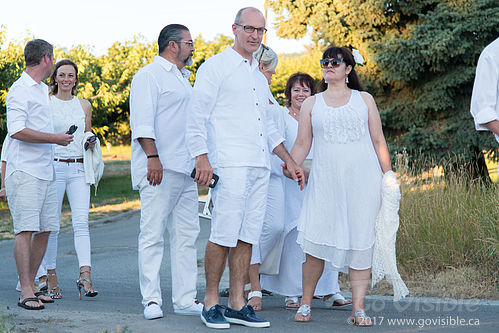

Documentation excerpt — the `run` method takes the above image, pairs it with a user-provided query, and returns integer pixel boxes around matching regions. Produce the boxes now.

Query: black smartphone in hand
[84,135,97,150]
[66,125,78,135]
[191,168,219,188]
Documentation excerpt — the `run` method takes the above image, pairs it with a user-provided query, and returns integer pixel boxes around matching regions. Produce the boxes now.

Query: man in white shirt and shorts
[130,24,203,320]
[187,7,303,329]
[6,39,73,310]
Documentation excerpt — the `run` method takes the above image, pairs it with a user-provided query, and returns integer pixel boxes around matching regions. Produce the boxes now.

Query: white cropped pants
[38,161,91,276]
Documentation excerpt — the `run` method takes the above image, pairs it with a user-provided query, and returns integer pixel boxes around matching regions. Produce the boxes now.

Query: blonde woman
[38,59,99,300]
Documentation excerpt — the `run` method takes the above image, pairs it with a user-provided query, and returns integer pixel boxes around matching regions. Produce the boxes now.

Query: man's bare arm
[11,128,73,146]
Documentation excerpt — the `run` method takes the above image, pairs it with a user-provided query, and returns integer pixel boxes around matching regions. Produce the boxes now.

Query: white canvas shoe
[174,300,204,316]
[144,303,163,320]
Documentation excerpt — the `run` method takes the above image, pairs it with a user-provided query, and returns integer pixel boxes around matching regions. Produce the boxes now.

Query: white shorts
[6,170,59,235]
[210,167,270,247]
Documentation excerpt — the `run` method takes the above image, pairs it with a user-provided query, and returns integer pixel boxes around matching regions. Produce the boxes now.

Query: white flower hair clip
[352,49,364,66]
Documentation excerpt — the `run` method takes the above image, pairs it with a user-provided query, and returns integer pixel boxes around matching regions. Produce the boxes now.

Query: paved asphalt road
[0,211,498,332]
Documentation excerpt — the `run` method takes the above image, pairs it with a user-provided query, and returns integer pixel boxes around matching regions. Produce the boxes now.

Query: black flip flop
[35,291,55,303]
[261,289,273,296]
[18,297,44,310]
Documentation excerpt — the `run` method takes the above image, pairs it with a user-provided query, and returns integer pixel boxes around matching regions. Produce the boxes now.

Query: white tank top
[50,95,86,158]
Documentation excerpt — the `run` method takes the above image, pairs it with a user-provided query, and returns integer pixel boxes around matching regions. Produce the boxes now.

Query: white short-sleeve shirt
[470,37,499,142]
[129,56,194,189]
[6,72,55,181]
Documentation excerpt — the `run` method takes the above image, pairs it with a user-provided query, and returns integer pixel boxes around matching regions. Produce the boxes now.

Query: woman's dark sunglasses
[320,57,344,68]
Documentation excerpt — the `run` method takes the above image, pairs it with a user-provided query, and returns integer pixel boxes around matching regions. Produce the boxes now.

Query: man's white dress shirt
[6,72,55,181]
[130,56,194,189]
[186,46,283,169]
[471,37,499,142]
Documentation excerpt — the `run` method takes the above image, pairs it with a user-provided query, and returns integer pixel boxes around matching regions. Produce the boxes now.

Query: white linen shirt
[186,46,284,169]
[470,37,499,142]
[130,56,194,189]
[6,72,55,181]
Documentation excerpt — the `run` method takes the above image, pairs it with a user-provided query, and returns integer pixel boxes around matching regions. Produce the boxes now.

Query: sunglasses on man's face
[320,57,344,68]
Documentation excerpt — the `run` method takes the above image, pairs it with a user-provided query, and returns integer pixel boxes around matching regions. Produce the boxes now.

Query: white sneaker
[174,301,204,316]
[144,303,163,320]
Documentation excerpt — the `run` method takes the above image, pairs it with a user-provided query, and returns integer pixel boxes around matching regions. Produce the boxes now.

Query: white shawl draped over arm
[82,132,104,195]
[371,170,410,301]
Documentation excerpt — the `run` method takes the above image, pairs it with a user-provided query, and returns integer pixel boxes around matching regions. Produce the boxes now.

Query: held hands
[53,132,74,146]
[281,160,305,190]
[194,154,213,187]
[303,167,310,185]
[147,157,163,186]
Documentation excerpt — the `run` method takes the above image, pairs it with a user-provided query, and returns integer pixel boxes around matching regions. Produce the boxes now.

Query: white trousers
[37,161,91,276]
[250,174,285,265]
[138,170,200,309]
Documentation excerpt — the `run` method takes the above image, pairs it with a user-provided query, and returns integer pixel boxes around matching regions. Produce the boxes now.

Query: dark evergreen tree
[268,0,499,179]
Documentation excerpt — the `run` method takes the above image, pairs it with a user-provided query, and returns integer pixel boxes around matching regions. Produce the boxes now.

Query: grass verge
[374,153,498,299]
[0,309,15,333]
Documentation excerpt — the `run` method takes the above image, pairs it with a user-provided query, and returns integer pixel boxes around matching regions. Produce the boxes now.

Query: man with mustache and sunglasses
[130,24,202,320]
[186,7,304,329]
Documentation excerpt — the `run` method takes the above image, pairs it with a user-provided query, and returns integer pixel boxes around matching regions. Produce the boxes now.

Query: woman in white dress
[37,59,98,299]
[288,47,392,326]
[260,73,351,309]
[247,44,285,311]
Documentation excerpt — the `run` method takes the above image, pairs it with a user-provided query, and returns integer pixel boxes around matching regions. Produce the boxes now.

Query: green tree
[92,37,157,144]
[0,28,24,139]
[189,34,234,83]
[268,0,499,179]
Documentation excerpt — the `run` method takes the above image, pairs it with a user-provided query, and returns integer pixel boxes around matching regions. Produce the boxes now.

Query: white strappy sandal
[349,309,373,327]
[322,293,353,308]
[294,304,311,322]
[247,290,263,311]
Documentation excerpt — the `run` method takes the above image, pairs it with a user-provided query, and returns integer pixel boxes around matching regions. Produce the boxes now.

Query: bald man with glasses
[187,7,304,329]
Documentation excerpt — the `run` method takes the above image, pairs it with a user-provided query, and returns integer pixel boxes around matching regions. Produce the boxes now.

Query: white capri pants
[38,160,91,274]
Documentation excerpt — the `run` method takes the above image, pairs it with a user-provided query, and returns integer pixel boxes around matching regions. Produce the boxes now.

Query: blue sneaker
[201,305,230,329]
[224,305,270,328]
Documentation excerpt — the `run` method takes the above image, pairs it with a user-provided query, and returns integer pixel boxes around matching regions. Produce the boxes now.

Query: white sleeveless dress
[296,90,382,272]
[260,107,340,296]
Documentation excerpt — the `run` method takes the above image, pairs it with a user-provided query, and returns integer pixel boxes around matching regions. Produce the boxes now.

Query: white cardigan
[82,132,104,195]
[371,170,410,301]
